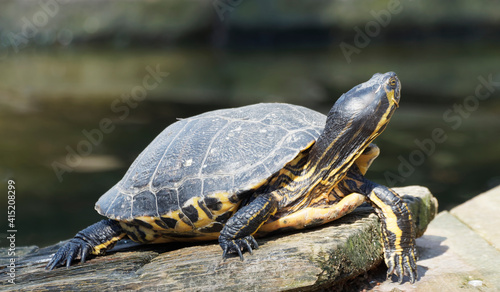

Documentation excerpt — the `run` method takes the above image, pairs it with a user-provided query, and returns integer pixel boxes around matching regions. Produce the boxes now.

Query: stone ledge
[451,185,500,251]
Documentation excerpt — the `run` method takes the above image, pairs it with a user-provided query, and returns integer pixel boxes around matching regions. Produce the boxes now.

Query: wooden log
[0,186,437,291]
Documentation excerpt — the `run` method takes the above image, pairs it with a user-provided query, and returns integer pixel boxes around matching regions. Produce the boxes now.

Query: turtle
[47,72,417,283]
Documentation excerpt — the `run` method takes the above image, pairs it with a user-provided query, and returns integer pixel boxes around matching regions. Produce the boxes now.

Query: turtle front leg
[219,193,278,260]
[365,183,418,283]
[46,219,126,270]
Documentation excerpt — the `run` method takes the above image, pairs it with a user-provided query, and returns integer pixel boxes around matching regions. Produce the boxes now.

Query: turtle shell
[95,103,326,220]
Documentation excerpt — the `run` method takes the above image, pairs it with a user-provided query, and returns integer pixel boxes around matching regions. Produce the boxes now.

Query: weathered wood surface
[0,186,437,291]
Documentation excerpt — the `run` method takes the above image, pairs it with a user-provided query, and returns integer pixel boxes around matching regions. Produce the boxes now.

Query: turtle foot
[219,235,259,261]
[385,245,418,284]
[46,219,125,270]
[46,238,93,270]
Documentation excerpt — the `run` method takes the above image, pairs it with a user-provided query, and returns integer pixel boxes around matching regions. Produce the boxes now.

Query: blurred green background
[0,0,499,248]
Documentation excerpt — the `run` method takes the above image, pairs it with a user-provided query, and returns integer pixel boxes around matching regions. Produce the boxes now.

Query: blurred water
[1,46,499,248]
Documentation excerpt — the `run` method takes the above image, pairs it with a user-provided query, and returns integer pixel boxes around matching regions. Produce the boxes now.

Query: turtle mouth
[390,83,401,108]
[393,80,401,108]
[392,96,400,108]
[385,89,399,109]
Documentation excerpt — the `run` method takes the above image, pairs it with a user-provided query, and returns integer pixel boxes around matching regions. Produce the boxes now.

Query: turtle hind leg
[46,219,126,270]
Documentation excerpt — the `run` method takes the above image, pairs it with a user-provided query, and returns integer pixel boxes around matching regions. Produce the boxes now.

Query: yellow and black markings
[92,233,127,255]
[120,191,243,243]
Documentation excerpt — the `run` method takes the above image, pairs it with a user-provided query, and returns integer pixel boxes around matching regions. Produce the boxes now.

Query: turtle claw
[236,245,244,260]
[46,238,92,270]
[219,235,259,261]
[385,246,418,284]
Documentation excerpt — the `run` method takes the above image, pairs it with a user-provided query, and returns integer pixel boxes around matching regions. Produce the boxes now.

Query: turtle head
[324,72,401,140]
[328,72,400,123]
[360,71,400,110]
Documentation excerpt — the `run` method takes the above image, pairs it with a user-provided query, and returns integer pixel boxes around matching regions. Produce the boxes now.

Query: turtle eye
[389,78,397,88]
